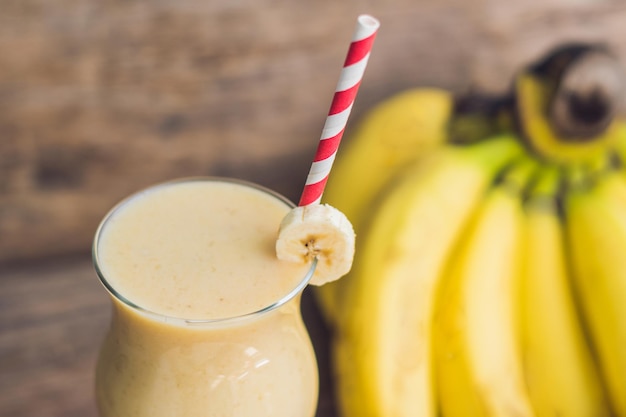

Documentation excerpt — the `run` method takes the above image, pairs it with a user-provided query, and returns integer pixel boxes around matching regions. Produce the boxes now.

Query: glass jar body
[92,177,319,417]
[95,294,318,417]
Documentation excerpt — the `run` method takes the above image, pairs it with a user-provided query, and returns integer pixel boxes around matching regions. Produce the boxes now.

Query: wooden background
[2,0,626,264]
[1,1,626,416]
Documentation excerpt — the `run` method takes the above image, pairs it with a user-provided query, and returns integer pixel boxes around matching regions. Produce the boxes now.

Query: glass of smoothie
[92,178,320,417]
[92,15,377,416]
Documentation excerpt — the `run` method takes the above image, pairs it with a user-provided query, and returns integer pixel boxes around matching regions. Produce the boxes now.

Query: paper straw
[298,14,380,206]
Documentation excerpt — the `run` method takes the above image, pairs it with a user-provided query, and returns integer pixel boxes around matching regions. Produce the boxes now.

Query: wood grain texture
[1,0,626,263]
[0,256,337,417]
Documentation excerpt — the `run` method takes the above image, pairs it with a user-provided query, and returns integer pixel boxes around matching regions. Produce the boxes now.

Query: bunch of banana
[317,43,626,417]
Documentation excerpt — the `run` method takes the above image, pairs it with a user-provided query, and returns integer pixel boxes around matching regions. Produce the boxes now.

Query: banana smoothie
[93,178,318,417]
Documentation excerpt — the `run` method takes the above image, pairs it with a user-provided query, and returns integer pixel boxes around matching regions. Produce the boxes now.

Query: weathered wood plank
[1,1,626,263]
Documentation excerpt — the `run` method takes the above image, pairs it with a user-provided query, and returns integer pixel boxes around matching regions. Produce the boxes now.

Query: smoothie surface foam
[96,180,311,320]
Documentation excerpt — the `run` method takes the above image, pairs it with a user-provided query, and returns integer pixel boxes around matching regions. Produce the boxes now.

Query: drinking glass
[93,178,319,417]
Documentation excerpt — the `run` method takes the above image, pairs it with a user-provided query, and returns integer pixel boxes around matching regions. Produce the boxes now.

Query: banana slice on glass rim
[276,204,356,286]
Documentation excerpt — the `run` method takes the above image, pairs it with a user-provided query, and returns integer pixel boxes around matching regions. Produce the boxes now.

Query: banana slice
[276,204,356,286]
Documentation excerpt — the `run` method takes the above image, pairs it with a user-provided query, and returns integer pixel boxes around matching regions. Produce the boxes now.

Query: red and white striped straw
[298,14,380,207]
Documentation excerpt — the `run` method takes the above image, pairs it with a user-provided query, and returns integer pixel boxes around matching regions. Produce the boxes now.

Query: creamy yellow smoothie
[93,178,318,417]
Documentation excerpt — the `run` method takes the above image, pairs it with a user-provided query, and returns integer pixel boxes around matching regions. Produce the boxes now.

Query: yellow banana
[433,159,536,417]
[514,74,620,164]
[564,172,626,416]
[520,168,610,417]
[334,136,524,417]
[318,43,626,417]
[513,45,623,166]
[317,88,453,325]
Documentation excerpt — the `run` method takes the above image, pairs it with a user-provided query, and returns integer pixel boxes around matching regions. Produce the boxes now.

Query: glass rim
[92,176,316,327]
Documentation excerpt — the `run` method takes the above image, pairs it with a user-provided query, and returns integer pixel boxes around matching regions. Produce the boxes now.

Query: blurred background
[1,1,626,416]
[2,0,626,264]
